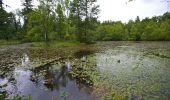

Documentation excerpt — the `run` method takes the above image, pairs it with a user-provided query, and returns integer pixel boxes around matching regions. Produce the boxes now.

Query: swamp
[1,0,170,99]
[0,41,170,100]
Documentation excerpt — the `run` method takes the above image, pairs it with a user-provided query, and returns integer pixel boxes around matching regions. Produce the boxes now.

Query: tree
[83,0,100,42]
[70,0,99,42]
[0,9,18,40]
[56,3,66,40]
[38,0,54,41]
[84,0,99,31]
[69,0,82,41]
[22,0,33,14]
[21,0,33,36]
[129,16,142,41]
[26,10,43,41]
[0,0,3,9]
[64,0,70,36]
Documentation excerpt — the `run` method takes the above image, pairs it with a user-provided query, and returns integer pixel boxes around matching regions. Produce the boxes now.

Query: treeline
[0,0,100,43]
[96,14,170,41]
[0,0,170,43]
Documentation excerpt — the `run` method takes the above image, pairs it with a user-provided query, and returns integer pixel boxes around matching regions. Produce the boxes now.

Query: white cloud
[98,0,169,22]
[4,0,38,12]
[4,0,170,22]
[4,0,23,11]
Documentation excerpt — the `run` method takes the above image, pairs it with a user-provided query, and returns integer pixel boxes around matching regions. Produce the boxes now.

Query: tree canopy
[0,0,170,42]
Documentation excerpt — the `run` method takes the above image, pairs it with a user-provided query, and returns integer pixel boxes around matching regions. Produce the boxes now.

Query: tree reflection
[31,62,70,91]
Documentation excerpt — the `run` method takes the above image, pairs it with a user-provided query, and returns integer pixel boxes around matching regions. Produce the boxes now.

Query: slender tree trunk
[42,15,48,42]
[85,0,88,38]
[67,9,69,40]
[13,15,18,31]
[44,1,50,42]
[76,0,81,41]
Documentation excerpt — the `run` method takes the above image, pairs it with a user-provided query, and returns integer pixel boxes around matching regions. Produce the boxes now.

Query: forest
[0,0,170,43]
[1,0,170,100]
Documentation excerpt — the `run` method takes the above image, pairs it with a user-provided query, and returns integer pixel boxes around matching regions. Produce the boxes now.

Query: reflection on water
[1,42,170,99]
[21,53,30,66]
[0,78,8,87]
[74,49,95,59]
[96,45,170,99]
[31,62,70,91]
[96,46,141,73]
[0,54,94,100]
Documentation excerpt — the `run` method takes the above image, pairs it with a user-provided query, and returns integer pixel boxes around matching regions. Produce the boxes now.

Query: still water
[0,41,170,100]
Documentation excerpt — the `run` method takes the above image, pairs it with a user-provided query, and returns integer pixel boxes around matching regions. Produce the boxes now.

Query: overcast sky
[4,0,170,22]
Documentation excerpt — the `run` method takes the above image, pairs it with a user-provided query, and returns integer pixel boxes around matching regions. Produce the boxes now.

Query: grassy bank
[0,40,21,46]
[0,40,83,48]
[29,41,83,48]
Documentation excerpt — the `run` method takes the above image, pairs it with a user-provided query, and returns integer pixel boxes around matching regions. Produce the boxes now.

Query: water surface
[0,41,170,100]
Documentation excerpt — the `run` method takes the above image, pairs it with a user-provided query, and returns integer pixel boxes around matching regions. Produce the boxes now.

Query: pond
[0,41,170,100]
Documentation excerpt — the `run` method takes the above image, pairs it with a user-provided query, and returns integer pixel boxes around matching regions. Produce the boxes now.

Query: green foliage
[21,0,33,34]
[69,0,100,43]
[56,3,66,40]
[24,95,31,100]
[96,21,127,41]
[0,1,170,43]
[13,94,22,100]
[0,40,20,46]
[26,0,55,42]
[95,13,170,41]
[30,41,81,48]
[0,92,6,100]
[26,10,44,41]
[0,9,18,40]
[60,91,69,98]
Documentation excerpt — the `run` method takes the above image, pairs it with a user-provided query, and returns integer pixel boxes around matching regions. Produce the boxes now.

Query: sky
[4,0,170,23]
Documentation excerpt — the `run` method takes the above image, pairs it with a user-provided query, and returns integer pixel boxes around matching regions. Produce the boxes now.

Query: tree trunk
[85,0,88,38]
